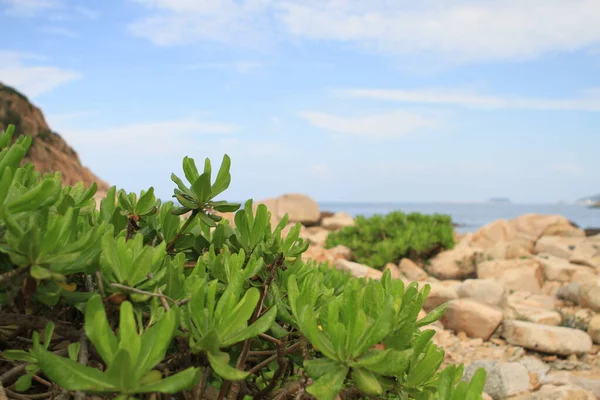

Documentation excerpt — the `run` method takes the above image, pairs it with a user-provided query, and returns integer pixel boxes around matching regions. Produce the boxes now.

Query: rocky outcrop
[0,83,108,191]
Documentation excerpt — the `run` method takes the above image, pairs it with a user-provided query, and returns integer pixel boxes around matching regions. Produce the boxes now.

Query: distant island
[576,194,600,207]
[487,197,511,204]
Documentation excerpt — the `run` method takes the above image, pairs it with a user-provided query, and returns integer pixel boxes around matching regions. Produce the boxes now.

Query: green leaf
[136,306,178,377]
[35,349,117,392]
[30,265,52,280]
[15,373,33,392]
[306,365,348,400]
[1,350,36,363]
[304,358,340,380]
[211,154,231,198]
[191,173,212,202]
[352,367,382,396]
[183,157,200,186]
[138,367,201,394]
[223,305,278,346]
[68,342,81,361]
[207,351,249,381]
[84,294,118,365]
[416,303,447,328]
[135,187,156,215]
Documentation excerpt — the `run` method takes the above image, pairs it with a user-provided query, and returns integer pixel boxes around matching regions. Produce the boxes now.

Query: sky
[1,0,600,204]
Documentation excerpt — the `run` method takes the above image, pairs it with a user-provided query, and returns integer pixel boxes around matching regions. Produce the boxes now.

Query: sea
[318,202,600,234]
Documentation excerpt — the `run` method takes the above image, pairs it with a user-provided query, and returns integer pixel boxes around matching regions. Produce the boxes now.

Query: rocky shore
[219,193,600,400]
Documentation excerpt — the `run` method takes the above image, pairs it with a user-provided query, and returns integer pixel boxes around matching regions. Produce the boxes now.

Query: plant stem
[73,332,89,400]
[0,266,28,284]
[166,210,198,253]
[108,283,176,303]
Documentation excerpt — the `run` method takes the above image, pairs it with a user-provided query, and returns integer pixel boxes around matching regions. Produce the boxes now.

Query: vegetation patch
[0,124,485,399]
[326,211,456,270]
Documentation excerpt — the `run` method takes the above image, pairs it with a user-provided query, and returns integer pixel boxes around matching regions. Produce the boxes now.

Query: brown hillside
[0,82,108,191]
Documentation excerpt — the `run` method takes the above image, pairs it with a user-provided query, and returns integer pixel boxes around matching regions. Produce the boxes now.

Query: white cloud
[298,110,437,139]
[185,61,263,74]
[41,26,78,37]
[0,51,82,97]
[1,0,59,17]
[339,87,600,111]
[55,118,239,156]
[129,0,600,63]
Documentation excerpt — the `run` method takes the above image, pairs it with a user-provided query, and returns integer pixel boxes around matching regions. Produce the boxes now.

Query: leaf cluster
[0,124,485,400]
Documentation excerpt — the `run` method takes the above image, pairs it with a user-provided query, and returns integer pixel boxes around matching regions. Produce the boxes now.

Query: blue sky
[1,0,600,204]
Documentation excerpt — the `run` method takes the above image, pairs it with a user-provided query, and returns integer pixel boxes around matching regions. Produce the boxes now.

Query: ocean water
[318,202,600,233]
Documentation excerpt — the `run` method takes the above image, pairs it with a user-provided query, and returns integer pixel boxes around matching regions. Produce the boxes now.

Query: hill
[0,83,108,191]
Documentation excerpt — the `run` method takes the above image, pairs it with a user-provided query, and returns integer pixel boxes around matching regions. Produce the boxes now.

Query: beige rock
[511,384,596,400]
[302,226,329,247]
[425,236,486,280]
[457,279,506,307]
[463,360,530,399]
[398,258,429,281]
[301,246,334,264]
[571,269,598,286]
[535,236,600,269]
[587,315,600,344]
[501,319,593,356]
[536,254,595,282]
[255,193,321,226]
[441,299,503,340]
[320,212,355,230]
[423,282,459,312]
[477,259,544,294]
[327,245,353,260]
[383,263,404,280]
[333,259,382,280]
[510,305,562,326]
[579,282,600,311]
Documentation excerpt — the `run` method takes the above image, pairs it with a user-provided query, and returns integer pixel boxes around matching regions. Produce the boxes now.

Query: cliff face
[0,83,108,191]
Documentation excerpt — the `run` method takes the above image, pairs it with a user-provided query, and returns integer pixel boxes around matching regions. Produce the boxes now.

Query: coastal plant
[0,124,486,399]
[325,211,456,269]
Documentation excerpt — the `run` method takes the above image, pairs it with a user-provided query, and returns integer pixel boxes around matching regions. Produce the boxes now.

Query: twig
[0,382,7,400]
[108,283,176,303]
[166,210,198,253]
[157,288,171,311]
[95,271,105,297]
[73,332,89,400]
[30,374,51,387]
[0,313,79,342]
[252,341,288,399]
[192,366,209,400]
[0,267,28,284]
[246,342,302,376]
[258,333,281,346]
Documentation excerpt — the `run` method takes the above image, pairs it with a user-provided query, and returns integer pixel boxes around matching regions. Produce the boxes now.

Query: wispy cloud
[1,0,59,17]
[0,51,81,97]
[41,26,78,37]
[185,61,263,74]
[298,110,438,139]
[338,87,600,111]
[129,0,600,64]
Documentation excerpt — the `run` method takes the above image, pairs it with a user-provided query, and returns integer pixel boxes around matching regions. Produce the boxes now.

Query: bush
[0,124,485,399]
[326,211,456,270]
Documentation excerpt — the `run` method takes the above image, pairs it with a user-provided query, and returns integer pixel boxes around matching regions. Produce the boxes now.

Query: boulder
[587,315,600,344]
[535,254,595,282]
[425,235,486,279]
[321,212,355,230]
[302,227,329,247]
[255,194,321,226]
[534,236,600,269]
[383,263,404,280]
[556,283,581,304]
[462,360,530,399]
[477,259,544,294]
[513,384,596,400]
[398,258,429,281]
[579,282,600,311]
[509,305,562,326]
[457,279,505,307]
[327,245,353,261]
[441,299,503,340]
[301,246,334,264]
[334,259,382,280]
[501,320,593,356]
[423,282,459,312]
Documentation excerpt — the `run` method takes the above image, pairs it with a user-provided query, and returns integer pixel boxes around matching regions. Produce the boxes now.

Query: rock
[398,258,429,281]
[383,263,404,280]
[510,305,562,326]
[469,214,584,260]
[535,236,600,269]
[423,282,459,312]
[425,235,486,279]
[457,279,506,307]
[506,292,556,310]
[556,283,581,304]
[327,245,353,260]
[579,282,600,311]
[519,356,551,382]
[514,384,596,399]
[256,193,321,226]
[321,212,355,230]
[587,315,600,344]
[477,259,544,294]
[536,254,595,282]
[302,227,329,247]
[441,299,503,340]
[301,246,334,264]
[585,228,600,237]
[333,259,382,280]
[462,360,530,399]
[501,320,593,356]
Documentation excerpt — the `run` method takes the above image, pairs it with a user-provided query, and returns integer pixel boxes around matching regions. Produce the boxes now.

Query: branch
[166,210,198,253]
[0,313,79,342]
[73,332,89,400]
[0,266,28,284]
[108,283,176,303]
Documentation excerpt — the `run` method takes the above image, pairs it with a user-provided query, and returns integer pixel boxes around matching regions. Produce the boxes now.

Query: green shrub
[326,211,456,269]
[0,124,485,400]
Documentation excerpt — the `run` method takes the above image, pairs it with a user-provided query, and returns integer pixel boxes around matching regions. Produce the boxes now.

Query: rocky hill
[0,83,108,190]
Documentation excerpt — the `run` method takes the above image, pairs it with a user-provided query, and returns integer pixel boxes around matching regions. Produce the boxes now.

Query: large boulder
[468,214,584,260]
[398,258,429,281]
[255,193,321,226]
[462,360,530,399]
[441,299,503,340]
[321,212,355,230]
[423,282,459,312]
[501,320,593,356]
[535,254,595,282]
[535,236,600,269]
[477,259,544,294]
[424,234,486,280]
[333,259,383,281]
[457,279,506,307]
